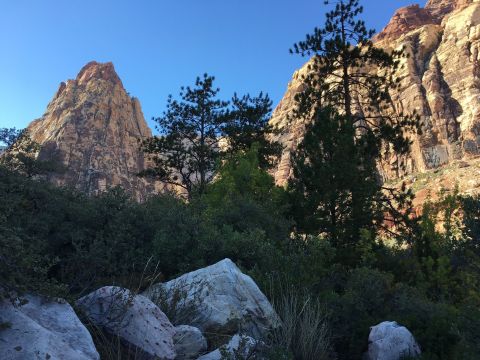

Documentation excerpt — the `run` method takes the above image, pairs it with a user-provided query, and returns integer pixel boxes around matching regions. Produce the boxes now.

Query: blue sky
[0,0,421,131]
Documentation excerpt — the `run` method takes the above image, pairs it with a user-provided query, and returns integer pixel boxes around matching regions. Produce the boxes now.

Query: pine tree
[141,75,279,198]
[141,74,228,198]
[288,0,417,251]
[290,0,416,165]
[223,93,282,170]
[0,128,22,148]
[289,107,381,264]
[0,128,61,178]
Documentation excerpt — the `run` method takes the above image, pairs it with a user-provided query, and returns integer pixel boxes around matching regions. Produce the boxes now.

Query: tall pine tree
[141,74,228,198]
[289,0,417,254]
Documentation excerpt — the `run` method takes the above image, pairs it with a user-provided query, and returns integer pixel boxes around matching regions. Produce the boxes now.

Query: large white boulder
[367,321,421,360]
[143,258,279,338]
[197,334,257,360]
[76,286,176,360]
[173,325,207,359]
[0,295,99,360]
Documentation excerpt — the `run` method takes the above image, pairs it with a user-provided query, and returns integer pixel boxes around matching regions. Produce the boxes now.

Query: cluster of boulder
[0,259,421,359]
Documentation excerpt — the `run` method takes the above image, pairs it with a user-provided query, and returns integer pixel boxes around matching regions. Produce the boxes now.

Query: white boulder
[197,334,257,360]
[0,295,99,360]
[367,321,421,360]
[173,325,207,359]
[143,259,279,338]
[76,286,176,360]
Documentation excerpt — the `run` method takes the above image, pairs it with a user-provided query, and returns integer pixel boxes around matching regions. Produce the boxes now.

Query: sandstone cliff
[270,0,480,201]
[26,61,163,200]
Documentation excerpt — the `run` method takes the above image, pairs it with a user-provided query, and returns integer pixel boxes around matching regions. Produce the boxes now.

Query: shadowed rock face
[270,0,480,195]
[26,61,164,200]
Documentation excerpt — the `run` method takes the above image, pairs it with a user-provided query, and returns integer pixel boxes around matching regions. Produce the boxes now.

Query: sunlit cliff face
[270,0,480,202]
[26,61,165,200]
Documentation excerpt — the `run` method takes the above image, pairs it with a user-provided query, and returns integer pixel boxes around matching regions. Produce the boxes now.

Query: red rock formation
[26,61,164,200]
[425,0,473,21]
[374,5,437,42]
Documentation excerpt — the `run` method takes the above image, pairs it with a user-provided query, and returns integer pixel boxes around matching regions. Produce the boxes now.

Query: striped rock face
[26,61,164,200]
[270,0,480,201]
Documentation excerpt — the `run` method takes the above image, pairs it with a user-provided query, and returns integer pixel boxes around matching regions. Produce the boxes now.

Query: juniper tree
[288,0,417,248]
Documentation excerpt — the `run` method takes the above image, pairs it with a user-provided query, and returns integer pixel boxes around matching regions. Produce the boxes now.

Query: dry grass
[269,286,334,360]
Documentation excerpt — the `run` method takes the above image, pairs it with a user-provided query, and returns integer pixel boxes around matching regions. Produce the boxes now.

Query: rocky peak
[76,61,122,86]
[26,61,163,200]
[375,4,437,42]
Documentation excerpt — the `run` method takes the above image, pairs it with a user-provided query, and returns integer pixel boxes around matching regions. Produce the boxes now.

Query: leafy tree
[203,146,290,241]
[200,147,290,269]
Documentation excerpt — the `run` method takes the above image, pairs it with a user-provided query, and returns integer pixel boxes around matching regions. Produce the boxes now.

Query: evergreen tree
[141,75,279,198]
[290,0,416,161]
[141,74,229,198]
[223,93,282,170]
[0,128,22,148]
[288,0,417,248]
[0,128,61,178]
[289,107,381,264]
[289,107,378,242]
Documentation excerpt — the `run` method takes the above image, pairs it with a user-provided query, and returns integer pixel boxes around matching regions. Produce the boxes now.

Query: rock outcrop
[76,286,176,360]
[0,295,99,360]
[366,321,421,360]
[270,0,480,199]
[26,61,163,201]
[143,259,280,339]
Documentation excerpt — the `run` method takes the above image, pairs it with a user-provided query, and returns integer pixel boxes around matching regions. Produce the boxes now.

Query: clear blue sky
[0,0,422,131]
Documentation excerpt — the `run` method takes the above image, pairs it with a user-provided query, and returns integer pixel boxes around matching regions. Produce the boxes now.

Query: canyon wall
[271,0,480,189]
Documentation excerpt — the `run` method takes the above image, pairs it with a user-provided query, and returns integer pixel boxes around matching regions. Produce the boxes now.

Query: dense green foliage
[288,0,417,261]
[290,0,416,161]
[288,107,382,267]
[1,151,479,358]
